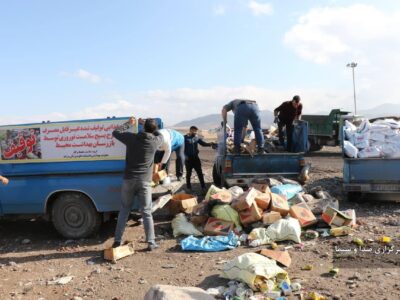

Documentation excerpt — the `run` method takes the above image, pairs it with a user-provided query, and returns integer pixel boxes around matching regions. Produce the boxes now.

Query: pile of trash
[217,124,283,155]
[162,178,358,299]
[343,118,400,159]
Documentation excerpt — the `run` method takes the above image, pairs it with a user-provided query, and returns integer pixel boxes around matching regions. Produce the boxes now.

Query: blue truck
[0,117,170,238]
[212,122,310,187]
[342,122,400,201]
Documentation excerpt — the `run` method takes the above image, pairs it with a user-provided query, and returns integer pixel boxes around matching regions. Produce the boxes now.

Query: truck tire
[309,139,323,152]
[346,192,362,202]
[51,192,101,239]
[212,163,222,187]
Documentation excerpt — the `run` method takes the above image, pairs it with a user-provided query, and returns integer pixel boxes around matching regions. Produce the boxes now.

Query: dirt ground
[1,147,400,300]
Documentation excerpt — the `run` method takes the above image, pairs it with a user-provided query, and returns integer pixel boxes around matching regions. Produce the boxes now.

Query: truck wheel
[309,140,323,152]
[212,163,222,187]
[51,192,101,239]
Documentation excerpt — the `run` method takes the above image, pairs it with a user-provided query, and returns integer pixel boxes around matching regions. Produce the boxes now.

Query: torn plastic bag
[180,231,239,252]
[358,146,381,158]
[248,218,301,245]
[172,213,203,237]
[211,205,242,231]
[221,253,290,291]
[271,184,303,200]
[205,185,224,201]
[228,186,244,199]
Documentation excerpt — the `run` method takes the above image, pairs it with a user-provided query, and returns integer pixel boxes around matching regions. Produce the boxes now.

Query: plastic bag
[357,119,371,133]
[343,141,358,158]
[369,132,385,142]
[172,213,203,237]
[358,146,382,158]
[211,205,242,231]
[353,132,370,149]
[381,144,400,158]
[248,218,301,245]
[228,186,244,199]
[374,119,400,129]
[205,185,224,201]
[180,231,238,252]
[221,253,290,291]
[271,184,303,200]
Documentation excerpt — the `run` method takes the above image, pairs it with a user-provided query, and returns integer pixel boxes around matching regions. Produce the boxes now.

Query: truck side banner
[0,119,131,163]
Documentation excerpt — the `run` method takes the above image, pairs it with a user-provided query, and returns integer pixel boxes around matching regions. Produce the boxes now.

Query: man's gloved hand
[211,142,217,149]
[161,163,167,170]
[274,116,279,124]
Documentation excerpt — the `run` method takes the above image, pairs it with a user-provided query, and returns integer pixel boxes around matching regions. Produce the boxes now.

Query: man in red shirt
[274,95,303,152]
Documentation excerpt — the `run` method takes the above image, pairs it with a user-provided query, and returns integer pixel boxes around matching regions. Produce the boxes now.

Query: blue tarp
[180,231,239,252]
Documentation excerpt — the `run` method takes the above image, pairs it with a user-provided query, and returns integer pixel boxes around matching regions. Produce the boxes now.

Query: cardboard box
[289,202,317,227]
[255,192,271,210]
[239,202,263,225]
[270,193,289,217]
[251,183,271,194]
[262,211,282,225]
[231,187,258,211]
[203,217,234,236]
[104,242,135,262]
[168,193,198,215]
[342,209,357,227]
[211,191,233,203]
[259,249,292,267]
[152,170,168,183]
[322,206,353,227]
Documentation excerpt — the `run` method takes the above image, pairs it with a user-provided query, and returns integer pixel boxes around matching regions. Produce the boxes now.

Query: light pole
[346,62,358,115]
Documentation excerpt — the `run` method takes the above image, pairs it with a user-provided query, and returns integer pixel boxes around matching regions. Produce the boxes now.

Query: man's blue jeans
[234,102,264,152]
[114,178,155,244]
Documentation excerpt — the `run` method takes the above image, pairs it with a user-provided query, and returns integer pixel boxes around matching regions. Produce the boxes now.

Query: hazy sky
[0,0,399,125]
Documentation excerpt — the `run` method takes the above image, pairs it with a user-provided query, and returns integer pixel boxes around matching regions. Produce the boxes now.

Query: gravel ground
[1,147,400,300]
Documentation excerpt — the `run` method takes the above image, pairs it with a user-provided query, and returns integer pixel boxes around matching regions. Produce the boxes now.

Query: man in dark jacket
[274,95,303,151]
[112,117,163,251]
[184,126,214,193]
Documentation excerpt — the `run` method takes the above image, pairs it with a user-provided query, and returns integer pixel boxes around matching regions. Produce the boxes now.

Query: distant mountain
[173,110,274,129]
[358,103,400,118]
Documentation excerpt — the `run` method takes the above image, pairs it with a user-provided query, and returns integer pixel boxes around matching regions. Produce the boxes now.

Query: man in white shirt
[155,129,185,180]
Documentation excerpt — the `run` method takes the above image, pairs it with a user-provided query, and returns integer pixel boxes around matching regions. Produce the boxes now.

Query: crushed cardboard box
[322,206,353,227]
[239,202,263,225]
[203,217,234,236]
[168,194,198,215]
[259,249,292,267]
[289,202,317,228]
[262,211,282,225]
[254,192,271,210]
[231,187,258,211]
[270,193,289,217]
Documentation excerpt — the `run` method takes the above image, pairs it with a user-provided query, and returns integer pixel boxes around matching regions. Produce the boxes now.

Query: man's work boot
[112,241,122,248]
[257,148,266,155]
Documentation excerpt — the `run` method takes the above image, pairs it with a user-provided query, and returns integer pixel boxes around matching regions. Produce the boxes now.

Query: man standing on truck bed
[221,99,265,154]
[184,126,215,193]
[155,129,185,181]
[112,117,163,251]
[274,95,303,152]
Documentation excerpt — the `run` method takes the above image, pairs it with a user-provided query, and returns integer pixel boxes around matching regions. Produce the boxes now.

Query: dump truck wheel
[52,192,101,238]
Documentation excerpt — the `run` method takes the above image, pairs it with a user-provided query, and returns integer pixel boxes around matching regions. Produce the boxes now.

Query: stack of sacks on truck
[343,118,400,159]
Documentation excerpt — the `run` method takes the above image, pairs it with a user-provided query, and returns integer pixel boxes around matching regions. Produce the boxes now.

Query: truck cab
[0,117,170,238]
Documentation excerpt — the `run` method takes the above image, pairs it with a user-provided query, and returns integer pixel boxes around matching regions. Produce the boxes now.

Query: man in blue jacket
[184,126,215,192]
